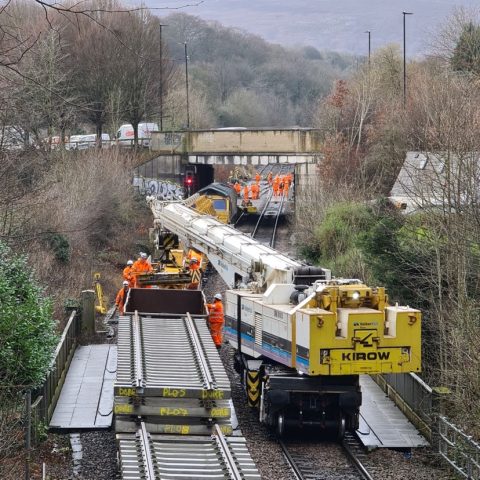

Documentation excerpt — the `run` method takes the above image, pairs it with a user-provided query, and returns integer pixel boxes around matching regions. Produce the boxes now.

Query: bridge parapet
[151,128,322,157]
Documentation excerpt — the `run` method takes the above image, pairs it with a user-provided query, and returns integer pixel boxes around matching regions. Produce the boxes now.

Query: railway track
[249,165,291,246]
[118,421,260,479]
[114,310,232,434]
[279,434,376,480]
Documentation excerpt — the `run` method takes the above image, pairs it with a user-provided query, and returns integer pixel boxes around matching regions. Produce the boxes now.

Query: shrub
[0,242,57,387]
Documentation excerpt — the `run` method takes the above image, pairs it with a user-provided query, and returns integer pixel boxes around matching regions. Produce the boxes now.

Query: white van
[116,122,158,147]
[66,133,110,150]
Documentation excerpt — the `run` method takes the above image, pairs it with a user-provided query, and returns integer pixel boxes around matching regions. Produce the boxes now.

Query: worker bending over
[122,260,135,288]
[132,252,153,287]
[115,281,130,314]
[206,293,224,348]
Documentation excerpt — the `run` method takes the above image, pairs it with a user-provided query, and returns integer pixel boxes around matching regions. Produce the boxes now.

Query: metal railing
[32,310,79,429]
[373,373,480,479]
[372,372,433,440]
[438,416,480,479]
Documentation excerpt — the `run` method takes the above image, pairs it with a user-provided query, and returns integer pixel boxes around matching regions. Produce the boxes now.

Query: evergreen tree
[451,22,480,75]
[0,243,57,388]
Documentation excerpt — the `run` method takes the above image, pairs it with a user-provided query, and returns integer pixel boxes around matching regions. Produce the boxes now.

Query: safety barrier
[372,372,433,441]
[32,310,80,432]
[438,416,480,479]
[372,373,480,479]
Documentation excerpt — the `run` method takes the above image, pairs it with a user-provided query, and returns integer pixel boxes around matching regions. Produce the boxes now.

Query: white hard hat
[140,252,147,259]
[127,260,133,265]
[123,280,129,286]
[214,293,222,301]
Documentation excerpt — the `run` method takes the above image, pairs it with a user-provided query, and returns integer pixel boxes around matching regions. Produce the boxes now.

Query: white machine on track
[148,197,422,438]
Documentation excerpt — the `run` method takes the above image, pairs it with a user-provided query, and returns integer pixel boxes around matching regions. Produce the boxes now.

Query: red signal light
[186,178,193,185]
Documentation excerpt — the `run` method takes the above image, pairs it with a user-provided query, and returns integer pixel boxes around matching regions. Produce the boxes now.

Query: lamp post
[403,11,413,108]
[365,30,371,69]
[184,42,190,129]
[159,24,167,131]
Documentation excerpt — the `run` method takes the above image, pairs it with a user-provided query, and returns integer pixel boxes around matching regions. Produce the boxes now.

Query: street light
[159,24,167,131]
[365,30,371,69]
[403,11,413,108]
[184,42,190,129]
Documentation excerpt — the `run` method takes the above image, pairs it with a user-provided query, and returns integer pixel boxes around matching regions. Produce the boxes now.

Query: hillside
[162,13,356,128]
[151,0,479,56]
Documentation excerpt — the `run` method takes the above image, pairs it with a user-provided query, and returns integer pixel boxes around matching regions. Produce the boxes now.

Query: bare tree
[118,9,173,145]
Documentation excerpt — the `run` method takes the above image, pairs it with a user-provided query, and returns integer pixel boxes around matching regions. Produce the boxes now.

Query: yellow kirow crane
[147,198,421,438]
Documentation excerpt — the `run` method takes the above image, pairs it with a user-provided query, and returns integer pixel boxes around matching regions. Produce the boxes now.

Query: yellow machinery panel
[293,284,421,376]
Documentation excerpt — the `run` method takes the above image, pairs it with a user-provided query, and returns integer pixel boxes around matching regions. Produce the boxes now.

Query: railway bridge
[134,128,321,195]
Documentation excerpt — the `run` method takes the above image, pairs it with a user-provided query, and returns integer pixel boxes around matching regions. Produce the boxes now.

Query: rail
[213,424,243,480]
[185,313,215,390]
[278,440,306,480]
[117,423,261,479]
[342,433,375,480]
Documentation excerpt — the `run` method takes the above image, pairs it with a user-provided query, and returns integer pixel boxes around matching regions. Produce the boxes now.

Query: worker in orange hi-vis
[234,182,241,195]
[115,281,130,314]
[272,175,280,197]
[283,179,290,197]
[254,183,261,199]
[278,179,284,198]
[132,252,154,287]
[250,183,258,200]
[187,258,201,289]
[272,181,278,197]
[267,172,273,186]
[122,260,135,288]
[255,172,261,184]
[243,184,250,201]
[206,293,224,348]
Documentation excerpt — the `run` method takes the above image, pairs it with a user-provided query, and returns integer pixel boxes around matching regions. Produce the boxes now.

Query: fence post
[431,386,450,451]
[25,390,31,480]
[81,290,95,334]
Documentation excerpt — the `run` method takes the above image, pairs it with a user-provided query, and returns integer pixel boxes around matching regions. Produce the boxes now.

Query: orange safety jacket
[206,300,224,324]
[122,265,135,288]
[115,287,129,314]
[206,300,224,346]
[132,258,154,287]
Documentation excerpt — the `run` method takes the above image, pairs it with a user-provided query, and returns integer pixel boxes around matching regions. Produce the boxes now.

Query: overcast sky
[141,0,480,55]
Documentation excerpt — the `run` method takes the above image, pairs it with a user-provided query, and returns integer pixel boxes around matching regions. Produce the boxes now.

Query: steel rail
[185,312,215,390]
[132,311,145,393]
[270,191,285,248]
[252,189,274,238]
[342,436,375,480]
[278,440,306,480]
[213,423,243,480]
[137,421,155,480]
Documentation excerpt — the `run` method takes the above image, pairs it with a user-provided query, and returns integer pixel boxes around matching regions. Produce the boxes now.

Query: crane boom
[148,198,309,289]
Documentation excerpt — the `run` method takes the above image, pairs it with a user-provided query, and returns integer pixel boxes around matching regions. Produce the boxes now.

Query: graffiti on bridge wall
[133,176,184,200]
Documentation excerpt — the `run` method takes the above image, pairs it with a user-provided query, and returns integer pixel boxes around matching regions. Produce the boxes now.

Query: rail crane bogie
[148,198,422,437]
